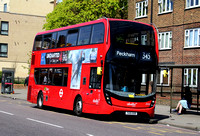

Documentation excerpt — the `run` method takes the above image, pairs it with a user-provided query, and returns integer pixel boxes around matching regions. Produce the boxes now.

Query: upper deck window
[57,31,67,48]
[51,32,57,48]
[67,30,78,46]
[78,26,92,45]
[34,35,42,50]
[91,23,105,44]
[42,34,52,50]
[33,22,105,51]
[110,21,155,47]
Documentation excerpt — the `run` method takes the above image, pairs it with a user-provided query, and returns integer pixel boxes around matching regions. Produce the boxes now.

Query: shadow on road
[154,114,170,121]
[32,105,170,124]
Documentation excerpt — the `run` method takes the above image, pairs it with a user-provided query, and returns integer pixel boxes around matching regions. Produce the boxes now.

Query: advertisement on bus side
[40,48,98,89]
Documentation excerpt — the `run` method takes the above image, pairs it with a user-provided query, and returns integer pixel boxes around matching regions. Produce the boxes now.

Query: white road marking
[86,134,94,136]
[26,118,64,128]
[0,110,14,116]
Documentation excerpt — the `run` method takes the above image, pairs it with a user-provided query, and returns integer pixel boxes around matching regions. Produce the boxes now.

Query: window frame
[157,68,170,86]
[158,31,172,50]
[4,3,7,12]
[1,21,9,36]
[186,0,200,9]
[184,28,200,48]
[184,68,198,87]
[0,43,8,57]
[135,0,148,19]
[158,0,173,14]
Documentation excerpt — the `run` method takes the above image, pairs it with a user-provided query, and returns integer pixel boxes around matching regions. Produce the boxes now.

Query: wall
[0,12,46,77]
[128,0,200,90]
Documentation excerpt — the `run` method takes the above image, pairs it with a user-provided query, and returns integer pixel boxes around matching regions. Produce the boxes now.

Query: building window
[141,74,154,85]
[157,69,169,86]
[186,0,200,9]
[0,43,8,57]
[1,21,9,35]
[158,0,173,14]
[4,3,7,12]
[185,28,200,48]
[184,68,198,87]
[158,31,172,50]
[136,0,148,18]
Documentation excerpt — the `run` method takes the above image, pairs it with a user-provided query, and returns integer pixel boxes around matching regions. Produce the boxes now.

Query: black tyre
[37,92,43,109]
[74,97,83,116]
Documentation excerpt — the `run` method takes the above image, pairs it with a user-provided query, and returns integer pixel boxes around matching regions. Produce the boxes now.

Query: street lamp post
[150,0,153,24]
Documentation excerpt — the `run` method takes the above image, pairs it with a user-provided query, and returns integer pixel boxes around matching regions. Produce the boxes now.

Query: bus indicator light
[59,89,63,98]
[128,94,134,98]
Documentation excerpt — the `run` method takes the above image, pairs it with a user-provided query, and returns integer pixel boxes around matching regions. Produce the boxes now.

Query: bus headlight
[150,100,155,107]
[105,93,112,105]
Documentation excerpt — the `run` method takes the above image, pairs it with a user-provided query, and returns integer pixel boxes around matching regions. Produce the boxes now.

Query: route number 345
[142,52,151,60]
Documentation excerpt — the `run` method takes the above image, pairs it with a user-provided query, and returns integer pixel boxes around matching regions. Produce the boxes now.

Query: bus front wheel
[74,97,83,116]
[37,92,43,109]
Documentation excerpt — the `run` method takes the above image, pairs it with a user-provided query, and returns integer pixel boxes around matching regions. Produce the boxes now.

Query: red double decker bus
[27,18,159,118]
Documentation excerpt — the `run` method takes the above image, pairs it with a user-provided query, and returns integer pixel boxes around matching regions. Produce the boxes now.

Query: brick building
[0,0,54,78]
[128,0,200,90]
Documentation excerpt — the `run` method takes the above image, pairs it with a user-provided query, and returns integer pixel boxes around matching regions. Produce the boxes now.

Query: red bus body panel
[27,18,158,118]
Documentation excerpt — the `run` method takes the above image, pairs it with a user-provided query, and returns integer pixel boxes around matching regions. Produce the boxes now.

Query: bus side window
[91,23,105,44]
[39,69,48,85]
[48,68,53,85]
[57,31,67,48]
[66,29,78,46]
[78,25,92,45]
[42,34,52,50]
[63,68,68,86]
[53,68,63,86]
[34,35,42,51]
[89,67,102,89]
[51,32,57,48]
[34,69,39,84]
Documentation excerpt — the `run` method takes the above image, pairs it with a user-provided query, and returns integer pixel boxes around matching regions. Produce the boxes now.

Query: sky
[57,0,63,3]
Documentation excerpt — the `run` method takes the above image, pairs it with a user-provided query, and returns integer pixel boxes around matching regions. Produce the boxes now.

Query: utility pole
[54,0,57,9]
[150,0,153,24]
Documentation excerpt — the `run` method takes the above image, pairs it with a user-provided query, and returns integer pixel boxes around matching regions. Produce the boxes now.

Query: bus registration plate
[125,111,137,116]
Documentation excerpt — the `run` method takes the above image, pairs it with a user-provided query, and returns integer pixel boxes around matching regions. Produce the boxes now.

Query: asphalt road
[0,97,199,136]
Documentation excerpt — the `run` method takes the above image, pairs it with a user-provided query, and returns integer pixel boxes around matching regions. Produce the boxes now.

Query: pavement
[1,88,200,131]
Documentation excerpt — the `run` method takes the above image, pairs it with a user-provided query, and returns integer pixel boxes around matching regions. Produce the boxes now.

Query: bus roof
[37,18,153,36]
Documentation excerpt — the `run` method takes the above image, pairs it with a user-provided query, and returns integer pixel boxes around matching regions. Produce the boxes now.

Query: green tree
[22,51,32,75]
[43,0,127,30]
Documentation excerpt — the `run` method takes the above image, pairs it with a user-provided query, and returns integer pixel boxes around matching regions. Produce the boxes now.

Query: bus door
[86,67,102,105]
[53,68,68,106]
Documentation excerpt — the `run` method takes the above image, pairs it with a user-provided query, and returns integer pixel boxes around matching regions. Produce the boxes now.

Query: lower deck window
[34,68,68,86]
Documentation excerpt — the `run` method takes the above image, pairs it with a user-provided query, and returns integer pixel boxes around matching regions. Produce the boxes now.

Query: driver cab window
[89,67,102,89]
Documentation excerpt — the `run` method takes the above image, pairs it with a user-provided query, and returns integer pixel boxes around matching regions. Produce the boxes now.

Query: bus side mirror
[97,67,102,75]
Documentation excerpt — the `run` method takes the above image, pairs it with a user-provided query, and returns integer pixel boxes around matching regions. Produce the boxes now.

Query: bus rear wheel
[74,97,83,116]
[37,92,43,109]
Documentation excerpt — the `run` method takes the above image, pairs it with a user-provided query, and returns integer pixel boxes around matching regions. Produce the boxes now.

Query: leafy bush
[14,78,25,84]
